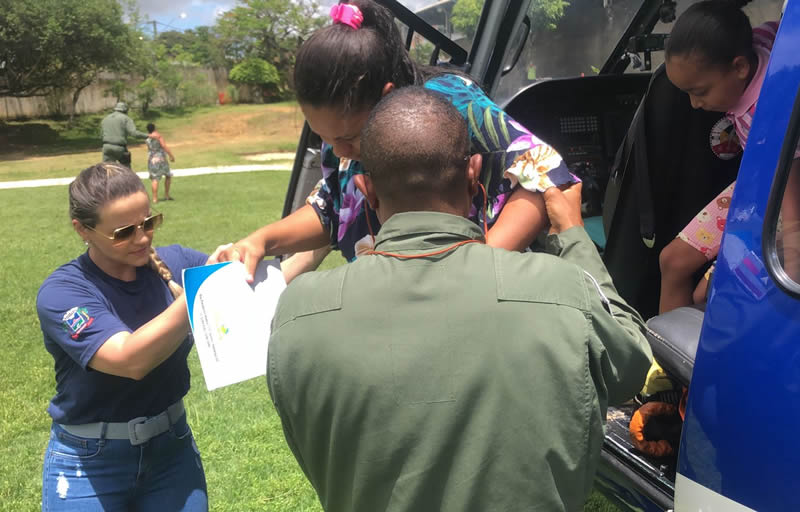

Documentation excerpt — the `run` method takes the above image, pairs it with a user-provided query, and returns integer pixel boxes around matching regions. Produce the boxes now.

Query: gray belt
[59,400,184,446]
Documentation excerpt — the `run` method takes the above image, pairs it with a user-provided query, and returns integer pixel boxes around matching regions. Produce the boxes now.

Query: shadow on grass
[0,107,189,161]
[0,123,100,159]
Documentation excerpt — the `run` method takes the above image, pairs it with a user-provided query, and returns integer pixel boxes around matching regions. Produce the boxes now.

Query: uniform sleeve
[424,74,576,193]
[37,278,131,370]
[546,227,653,406]
[126,116,148,139]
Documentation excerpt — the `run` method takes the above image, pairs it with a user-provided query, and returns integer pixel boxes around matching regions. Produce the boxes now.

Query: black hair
[294,0,428,113]
[146,123,156,133]
[665,0,755,68]
[69,162,146,227]
[360,87,470,209]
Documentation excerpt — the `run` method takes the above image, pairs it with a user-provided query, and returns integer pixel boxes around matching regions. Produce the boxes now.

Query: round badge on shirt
[61,306,94,340]
[709,118,743,160]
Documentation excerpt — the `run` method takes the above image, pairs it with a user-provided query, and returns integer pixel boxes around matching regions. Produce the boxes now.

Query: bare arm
[484,186,548,251]
[88,245,232,380]
[282,187,547,280]
[158,134,175,161]
[281,246,332,284]
[218,204,330,281]
[89,295,189,380]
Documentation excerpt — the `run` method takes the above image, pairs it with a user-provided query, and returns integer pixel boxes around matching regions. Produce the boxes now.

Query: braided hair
[148,248,184,298]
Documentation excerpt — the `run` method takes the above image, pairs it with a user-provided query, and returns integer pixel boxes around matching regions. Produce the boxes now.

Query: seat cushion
[645,305,704,385]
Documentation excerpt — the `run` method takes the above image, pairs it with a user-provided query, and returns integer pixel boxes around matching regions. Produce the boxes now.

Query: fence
[0,67,253,120]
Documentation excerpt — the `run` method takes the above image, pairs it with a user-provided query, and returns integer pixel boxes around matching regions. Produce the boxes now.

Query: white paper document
[183,259,287,390]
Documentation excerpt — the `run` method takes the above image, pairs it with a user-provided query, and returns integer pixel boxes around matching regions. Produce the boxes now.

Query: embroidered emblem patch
[61,307,94,340]
[709,118,742,160]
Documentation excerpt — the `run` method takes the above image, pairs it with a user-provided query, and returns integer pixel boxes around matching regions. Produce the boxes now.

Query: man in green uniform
[100,102,147,166]
[268,88,653,512]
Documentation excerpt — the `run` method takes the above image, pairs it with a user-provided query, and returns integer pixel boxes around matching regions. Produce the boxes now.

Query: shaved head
[360,87,471,213]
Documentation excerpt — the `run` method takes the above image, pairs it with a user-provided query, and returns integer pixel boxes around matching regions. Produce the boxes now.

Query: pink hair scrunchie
[330,3,363,30]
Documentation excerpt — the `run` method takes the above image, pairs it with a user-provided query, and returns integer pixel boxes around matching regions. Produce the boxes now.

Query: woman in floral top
[219,0,576,280]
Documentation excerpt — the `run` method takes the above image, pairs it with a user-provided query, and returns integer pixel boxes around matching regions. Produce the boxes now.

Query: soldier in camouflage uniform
[100,102,147,166]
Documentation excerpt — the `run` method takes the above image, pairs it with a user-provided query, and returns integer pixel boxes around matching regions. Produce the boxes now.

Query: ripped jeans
[42,415,207,511]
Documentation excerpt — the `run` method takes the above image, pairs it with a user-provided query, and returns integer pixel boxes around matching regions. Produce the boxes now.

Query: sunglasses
[85,213,163,246]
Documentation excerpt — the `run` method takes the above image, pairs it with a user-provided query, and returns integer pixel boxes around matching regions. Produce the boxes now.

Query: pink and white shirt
[726,22,779,149]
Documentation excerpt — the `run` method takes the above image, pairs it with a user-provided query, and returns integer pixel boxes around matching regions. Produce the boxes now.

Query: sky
[134,0,432,32]
[135,0,234,31]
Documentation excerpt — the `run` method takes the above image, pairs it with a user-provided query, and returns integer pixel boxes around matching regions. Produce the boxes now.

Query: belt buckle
[127,416,149,446]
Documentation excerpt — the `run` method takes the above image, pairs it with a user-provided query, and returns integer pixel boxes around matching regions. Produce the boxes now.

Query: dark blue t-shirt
[37,245,207,424]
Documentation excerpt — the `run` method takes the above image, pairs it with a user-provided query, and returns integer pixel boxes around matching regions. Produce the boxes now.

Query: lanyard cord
[364,183,488,260]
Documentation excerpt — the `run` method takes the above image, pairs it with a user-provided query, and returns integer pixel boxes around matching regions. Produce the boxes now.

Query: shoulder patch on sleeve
[61,306,95,340]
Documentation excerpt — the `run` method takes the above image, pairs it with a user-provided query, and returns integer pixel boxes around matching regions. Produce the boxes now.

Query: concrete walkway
[0,162,293,190]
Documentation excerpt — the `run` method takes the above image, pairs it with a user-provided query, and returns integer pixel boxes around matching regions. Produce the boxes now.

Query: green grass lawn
[1,169,620,511]
[0,103,305,181]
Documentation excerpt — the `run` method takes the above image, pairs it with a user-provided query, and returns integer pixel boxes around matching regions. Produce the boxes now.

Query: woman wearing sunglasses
[36,162,218,511]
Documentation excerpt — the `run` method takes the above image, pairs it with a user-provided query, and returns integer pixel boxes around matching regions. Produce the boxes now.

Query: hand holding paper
[183,259,287,390]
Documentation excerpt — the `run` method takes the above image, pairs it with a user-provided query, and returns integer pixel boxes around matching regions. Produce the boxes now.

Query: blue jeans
[42,415,207,511]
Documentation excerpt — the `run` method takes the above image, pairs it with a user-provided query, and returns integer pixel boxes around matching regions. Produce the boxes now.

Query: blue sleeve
[156,245,208,287]
[37,275,131,370]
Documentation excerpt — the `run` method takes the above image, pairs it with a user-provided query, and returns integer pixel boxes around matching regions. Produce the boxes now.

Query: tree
[216,0,326,98]
[0,0,138,118]
[451,0,483,41]
[451,0,568,42]
[157,27,226,68]
[229,57,280,99]
[136,77,158,114]
[409,39,436,66]
[529,0,569,33]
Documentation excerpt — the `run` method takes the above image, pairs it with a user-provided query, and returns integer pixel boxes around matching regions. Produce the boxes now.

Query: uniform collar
[373,212,485,252]
[729,46,770,119]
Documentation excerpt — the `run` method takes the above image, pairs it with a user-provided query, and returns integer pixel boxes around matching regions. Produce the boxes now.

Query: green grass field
[0,171,331,510]
[0,104,305,181]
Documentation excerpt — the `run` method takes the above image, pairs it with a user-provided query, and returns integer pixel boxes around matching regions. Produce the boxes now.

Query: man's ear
[467,153,482,197]
[354,173,380,210]
[381,82,395,97]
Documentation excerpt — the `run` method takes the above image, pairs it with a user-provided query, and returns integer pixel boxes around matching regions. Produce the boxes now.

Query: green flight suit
[268,211,653,512]
[100,111,147,164]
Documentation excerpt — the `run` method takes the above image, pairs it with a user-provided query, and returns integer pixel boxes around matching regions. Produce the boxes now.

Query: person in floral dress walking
[146,123,175,203]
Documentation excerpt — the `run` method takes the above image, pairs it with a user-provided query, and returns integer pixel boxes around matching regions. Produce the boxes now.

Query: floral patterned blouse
[308,73,575,262]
